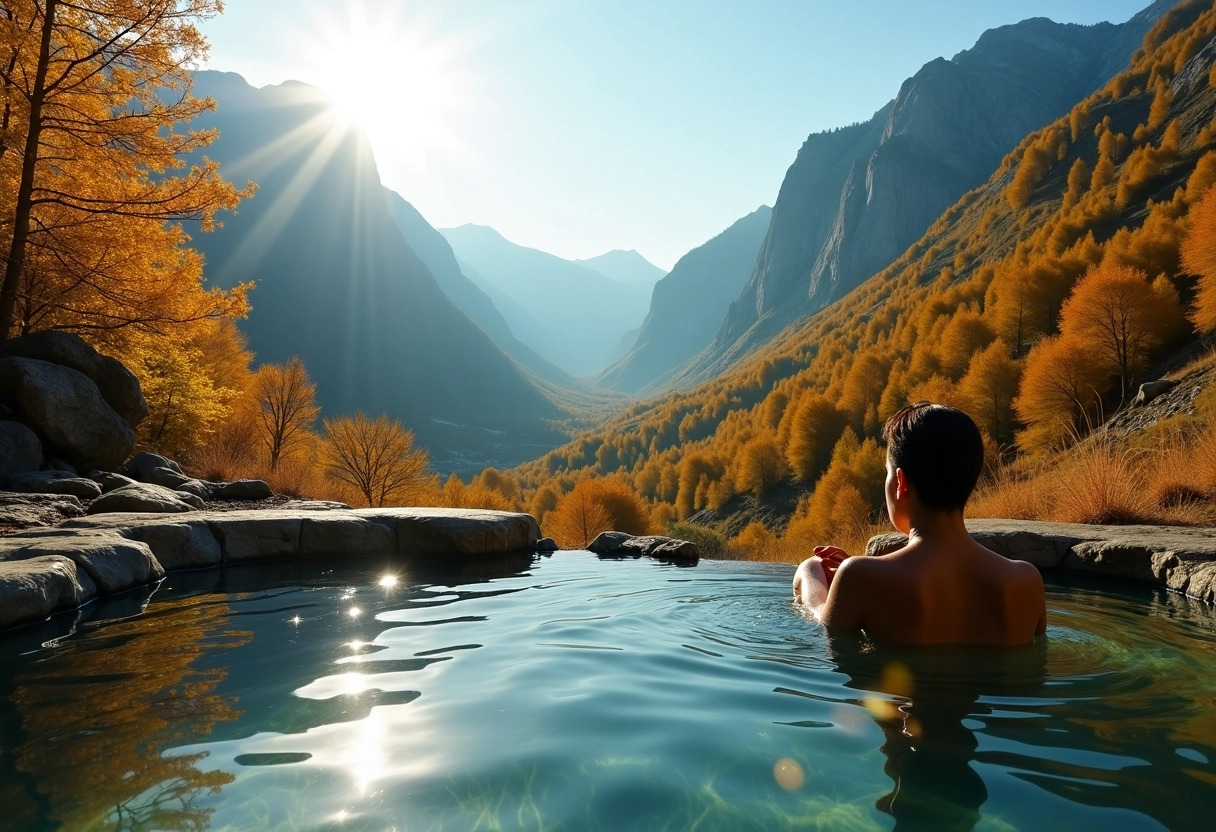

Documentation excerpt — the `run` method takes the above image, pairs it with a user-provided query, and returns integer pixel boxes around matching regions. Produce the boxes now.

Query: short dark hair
[881,402,984,511]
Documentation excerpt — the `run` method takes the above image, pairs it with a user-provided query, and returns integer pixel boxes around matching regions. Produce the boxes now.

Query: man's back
[824,540,1046,645]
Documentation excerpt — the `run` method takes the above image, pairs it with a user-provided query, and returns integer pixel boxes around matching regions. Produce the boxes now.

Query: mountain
[381,188,579,389]
[597,206,772,394]
[575,250,667,290]
[184,71,567,474]
[440,225,653,377]
[677,0,1170,386]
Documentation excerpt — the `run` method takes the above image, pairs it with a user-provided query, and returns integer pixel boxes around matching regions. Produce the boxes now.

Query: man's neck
[905,508,970,548]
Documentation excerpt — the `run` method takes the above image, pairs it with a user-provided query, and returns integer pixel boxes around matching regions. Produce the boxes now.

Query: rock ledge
[0,507,540,630]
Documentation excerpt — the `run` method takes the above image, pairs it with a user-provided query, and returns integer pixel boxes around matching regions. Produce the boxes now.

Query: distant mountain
[440,225,653,376]
[185,71,566,473]
[381,188,579,389]
[598,206,772,394]
[679,0,1169,386]
[575,250,666,290]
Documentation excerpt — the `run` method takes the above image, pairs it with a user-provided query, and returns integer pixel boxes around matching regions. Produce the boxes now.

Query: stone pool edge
[0,507,540,631]
[868,518,1216,604]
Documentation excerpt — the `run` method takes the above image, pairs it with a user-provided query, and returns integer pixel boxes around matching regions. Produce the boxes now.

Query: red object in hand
[813,545,851,588]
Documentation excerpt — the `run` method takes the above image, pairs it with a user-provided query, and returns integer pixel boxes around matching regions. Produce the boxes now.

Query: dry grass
[971,428,1216,527]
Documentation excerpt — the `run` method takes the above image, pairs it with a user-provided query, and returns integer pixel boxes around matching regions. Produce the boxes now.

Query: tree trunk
[0,0,56,341]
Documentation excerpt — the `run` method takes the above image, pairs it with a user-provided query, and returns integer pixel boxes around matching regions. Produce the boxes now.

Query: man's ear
[895,467,911,499]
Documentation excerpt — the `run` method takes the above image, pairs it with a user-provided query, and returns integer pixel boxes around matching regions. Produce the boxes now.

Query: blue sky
[199,0,1153,270]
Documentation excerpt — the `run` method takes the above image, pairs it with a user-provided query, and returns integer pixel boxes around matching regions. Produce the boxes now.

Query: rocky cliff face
[186,72,564,473]
[690,2,1169,386]
[598,206,771,394]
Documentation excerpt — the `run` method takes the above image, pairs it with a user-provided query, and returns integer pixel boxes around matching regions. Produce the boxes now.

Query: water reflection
[0,595,247,832]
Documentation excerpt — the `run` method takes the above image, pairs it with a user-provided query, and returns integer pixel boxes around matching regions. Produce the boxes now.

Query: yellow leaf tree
[322,412,432,508]
[252,357,320,471]
[0,0,252,340]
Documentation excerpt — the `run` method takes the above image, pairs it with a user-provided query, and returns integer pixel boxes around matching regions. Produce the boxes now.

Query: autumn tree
[0,1,253,340]
[322,412,431,508]
[545,479,618,549]
[736,434,788,498]
[1013,335,1109,452]
[960,340,1022,445]
[1184,183,1216,331]
[1058,264,1183,400]
[784,393,847,482]
[252,356,320,470]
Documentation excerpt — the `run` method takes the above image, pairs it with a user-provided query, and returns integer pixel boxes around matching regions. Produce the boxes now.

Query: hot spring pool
[1,551,1214,831]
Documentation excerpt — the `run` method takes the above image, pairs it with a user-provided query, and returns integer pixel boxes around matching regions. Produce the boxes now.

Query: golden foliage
[0,0,252,340]
[1184,184,1216,331]
[252,357,320,470]
[322,412,432,508]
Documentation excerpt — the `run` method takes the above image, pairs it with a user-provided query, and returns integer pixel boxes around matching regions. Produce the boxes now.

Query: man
[794,402,1046,645]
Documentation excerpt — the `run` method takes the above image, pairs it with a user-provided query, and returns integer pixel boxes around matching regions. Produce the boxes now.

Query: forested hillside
[492,0,1216,557]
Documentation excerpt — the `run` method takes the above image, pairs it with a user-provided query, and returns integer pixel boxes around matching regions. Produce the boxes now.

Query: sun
[294,1,473,166]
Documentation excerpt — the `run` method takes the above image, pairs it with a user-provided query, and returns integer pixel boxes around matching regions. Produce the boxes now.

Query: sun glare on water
[296,1,473,165]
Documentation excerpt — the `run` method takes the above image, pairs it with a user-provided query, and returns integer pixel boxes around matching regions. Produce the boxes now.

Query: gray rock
[588,531,699,560]
[536,537,558,553]
[214,479,274,500]
[358,507,540,558]
[1132,379,1179,407]
[0,555,97,629]
[88,470,138,493]
[144,465,191,488]
[299,515,395,557]
[0,421,42,478]
[0,330,148,428]
[87,482,198,515]
[0,357,135,471]
[0,491,85,528]
[2,529,163,594]
[279,499,352,511]
[207,512,302,561]
[175,479,214,501]
[60,514,223,571]
[5,471,102,500]
[121,452,184,481]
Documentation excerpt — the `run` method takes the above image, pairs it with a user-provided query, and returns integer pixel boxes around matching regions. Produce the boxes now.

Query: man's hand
[813,545,851,588]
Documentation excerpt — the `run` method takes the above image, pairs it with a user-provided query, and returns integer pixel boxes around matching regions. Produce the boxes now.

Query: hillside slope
[675,1,1171,388]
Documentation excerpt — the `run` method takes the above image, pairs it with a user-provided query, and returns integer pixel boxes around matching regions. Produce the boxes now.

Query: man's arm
[819,557,866,631]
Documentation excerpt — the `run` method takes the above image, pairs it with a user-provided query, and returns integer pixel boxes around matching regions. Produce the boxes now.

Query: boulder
[175,479,214,501]
[0,492,85,528]
[0,555,96,629]
[0,421,42,478]
[5,471,102,500]
[88,470,138,493]
[87,482,198,515]
[0,330,148,428]
[588,531,699,561]
[2,529,163,593]
[213,479,274,500]
[60,514,223,571]
[1132,379,1178,407]
[144,466,191,489]
[357,507,540,557]
[121,452,184,481]
[0,357,134,471]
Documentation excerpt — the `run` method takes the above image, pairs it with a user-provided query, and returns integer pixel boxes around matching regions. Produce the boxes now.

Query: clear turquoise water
[1,551,1214,831]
